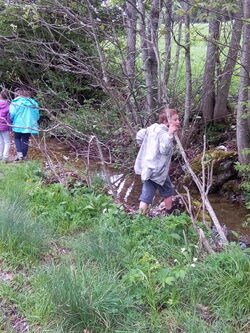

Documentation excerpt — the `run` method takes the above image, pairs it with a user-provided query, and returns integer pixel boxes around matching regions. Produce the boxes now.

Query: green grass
[45,264,133,333]
[28,182,116,235]
[0,162,249,332]
[0,200,48,265]
[0,163,48,265]
[178,245,250,321]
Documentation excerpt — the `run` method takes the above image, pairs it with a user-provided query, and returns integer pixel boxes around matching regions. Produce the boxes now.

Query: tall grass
[73,226,126,272]
[1,163,249,332]
[161,308,238,333]
[0,162,48,264]
[177,245,250,325]
[0,199,48,264]
[46,263,134,333]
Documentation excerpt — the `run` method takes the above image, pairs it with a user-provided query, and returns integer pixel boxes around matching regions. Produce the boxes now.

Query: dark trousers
[14,132,31,157]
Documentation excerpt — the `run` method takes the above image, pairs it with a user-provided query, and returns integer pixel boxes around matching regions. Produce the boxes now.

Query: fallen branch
[178,187,215,254]
[175,133,228,245]
[94,135,117,200]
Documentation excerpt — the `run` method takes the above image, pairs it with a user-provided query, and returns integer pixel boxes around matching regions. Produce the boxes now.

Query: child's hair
[14,87,31,97]
[0,89,10,100]
[159,107,177,123]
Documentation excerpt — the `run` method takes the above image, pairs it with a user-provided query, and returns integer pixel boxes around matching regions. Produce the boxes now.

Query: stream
[28,137,250,241]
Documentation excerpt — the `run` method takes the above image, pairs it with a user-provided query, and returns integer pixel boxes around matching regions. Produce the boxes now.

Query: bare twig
[94,135,117,200]
[175,133,228,244]
[179,187,215,254]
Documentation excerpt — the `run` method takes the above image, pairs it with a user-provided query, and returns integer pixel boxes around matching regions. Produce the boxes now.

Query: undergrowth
[0,162,249,332]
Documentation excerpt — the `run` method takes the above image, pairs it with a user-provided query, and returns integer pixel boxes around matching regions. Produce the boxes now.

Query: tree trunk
[125,0,139,125]
[236,0,250,165]
[214,10,243,121]
[172,21,182,101]
[163,0,172,101]
[147,0,161,110]
[183,3,192,130]
[202,18,220,123]
[138,0,152,115]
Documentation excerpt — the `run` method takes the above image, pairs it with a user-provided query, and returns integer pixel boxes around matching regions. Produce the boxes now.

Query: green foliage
[0,161,43,203]
[206,123,227,145]
[161,308,238,333]
[70,211,198,317]
[28,182,115,234]
[178,245,250,324]
[44,264,133,333]
[58,101,119,139]
[72,224,126,272]
[235,162,250,202]
[0,163,249,332]
[0,162,47,264]
[0,199,48,265]
[121,214,197,314]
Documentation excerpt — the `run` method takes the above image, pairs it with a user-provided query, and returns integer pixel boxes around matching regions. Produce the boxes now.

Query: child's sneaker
[13,152,23,162]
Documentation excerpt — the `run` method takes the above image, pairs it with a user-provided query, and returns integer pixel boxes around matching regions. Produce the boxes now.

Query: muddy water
[28,138,250,238]
[111,173,250,238]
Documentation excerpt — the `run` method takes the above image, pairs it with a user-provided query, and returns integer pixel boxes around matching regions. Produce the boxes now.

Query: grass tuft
[0,199,48,264]
[46,263,133,333]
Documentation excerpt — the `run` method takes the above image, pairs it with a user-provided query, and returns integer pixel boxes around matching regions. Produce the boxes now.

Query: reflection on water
[28,137,249,238]
[208,195,249,239]
[112,174,249,237]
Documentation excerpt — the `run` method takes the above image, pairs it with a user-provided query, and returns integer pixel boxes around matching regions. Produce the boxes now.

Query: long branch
[175,133,228,244]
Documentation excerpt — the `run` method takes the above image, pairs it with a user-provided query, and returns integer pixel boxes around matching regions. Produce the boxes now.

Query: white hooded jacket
[134,123,174,186]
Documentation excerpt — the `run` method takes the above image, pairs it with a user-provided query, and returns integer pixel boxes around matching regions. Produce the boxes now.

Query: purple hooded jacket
[0,100,11,131]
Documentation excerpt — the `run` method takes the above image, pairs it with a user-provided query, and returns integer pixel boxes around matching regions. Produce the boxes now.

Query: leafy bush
[235,162,250,202]
[28,182,116,234]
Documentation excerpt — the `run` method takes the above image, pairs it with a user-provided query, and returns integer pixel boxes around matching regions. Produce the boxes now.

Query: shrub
[28,183,116,234]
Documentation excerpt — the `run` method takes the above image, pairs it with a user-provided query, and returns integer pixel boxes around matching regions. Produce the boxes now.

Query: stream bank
[27,137,250,240]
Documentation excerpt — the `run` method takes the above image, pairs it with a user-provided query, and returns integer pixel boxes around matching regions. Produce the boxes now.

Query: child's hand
[168,123,180,134]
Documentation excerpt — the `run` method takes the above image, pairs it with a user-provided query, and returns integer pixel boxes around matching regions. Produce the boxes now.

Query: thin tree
[236,0,250,165]
[202,15,220,122]
[182,1,192,130]
[124,0,139,125]
[162,0,173,102]
[214,6,243,121]
[172,20,183,101]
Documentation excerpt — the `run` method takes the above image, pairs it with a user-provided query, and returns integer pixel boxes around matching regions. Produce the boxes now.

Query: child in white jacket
[134,107,180,213]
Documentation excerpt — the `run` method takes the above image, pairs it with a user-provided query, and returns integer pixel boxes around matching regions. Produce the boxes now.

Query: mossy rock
[191,150,237,174]
[187,150,238,193]
[221,179,240,194]
[219,179,243,201]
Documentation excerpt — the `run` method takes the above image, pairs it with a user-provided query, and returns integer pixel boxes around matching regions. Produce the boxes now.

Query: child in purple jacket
[0,90,11,162]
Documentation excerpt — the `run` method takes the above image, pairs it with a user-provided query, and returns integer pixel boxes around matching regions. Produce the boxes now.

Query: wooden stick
[179,187,215,254]
[94,136,118,200]
[175,133,228,244]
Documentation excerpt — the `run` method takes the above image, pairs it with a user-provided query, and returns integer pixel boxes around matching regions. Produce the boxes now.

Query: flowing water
[28,137,250,240]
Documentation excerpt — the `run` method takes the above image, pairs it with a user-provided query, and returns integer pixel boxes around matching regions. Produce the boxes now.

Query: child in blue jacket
[10,87,39,161]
